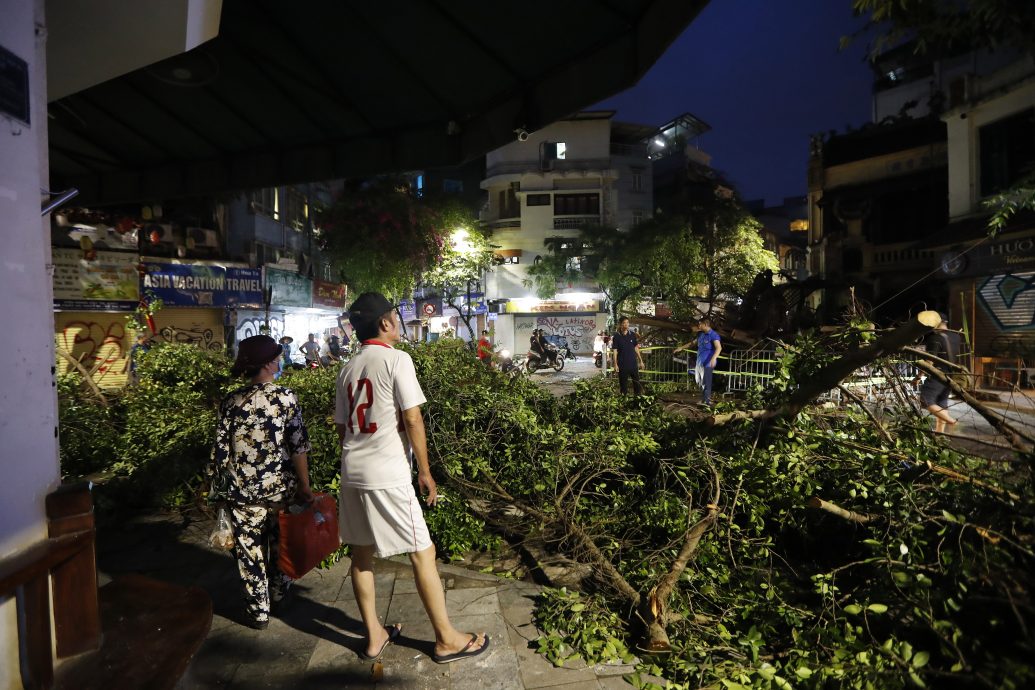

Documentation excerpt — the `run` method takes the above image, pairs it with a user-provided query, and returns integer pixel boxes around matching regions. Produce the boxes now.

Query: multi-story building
[809,46,1035,382]
[746,196,809,282]
[51,182,350,387]
[479,111,655,354]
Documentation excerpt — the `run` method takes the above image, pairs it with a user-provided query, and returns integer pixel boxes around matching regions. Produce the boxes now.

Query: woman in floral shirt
[209,335,313,629]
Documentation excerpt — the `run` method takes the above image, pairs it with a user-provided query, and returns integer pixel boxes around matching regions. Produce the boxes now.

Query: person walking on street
[334,292,489,664]
[207,335,314,630]
[279,336,294,369]
[610,316,645,395]
[686,318,721,406]
[300,333,321,367]
[919,313,962,433]
[477,329,493,367]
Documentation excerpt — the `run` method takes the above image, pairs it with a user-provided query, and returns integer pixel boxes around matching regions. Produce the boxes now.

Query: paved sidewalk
[93,514,639,689]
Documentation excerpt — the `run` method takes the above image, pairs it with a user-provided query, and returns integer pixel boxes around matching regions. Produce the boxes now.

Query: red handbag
[278,493,340,580]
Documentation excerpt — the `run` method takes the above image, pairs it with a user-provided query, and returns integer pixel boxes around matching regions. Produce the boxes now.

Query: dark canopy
[48,0,708,205]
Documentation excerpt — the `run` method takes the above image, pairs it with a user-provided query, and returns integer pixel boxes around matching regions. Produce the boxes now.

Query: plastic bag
[209,507,234,551]
[279,493,340,579]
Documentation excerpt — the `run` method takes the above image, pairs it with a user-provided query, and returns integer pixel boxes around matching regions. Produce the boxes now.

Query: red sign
[313,280,347,309]
[422,302,436,316]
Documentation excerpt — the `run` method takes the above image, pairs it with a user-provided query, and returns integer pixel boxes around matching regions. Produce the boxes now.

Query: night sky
[596,0,877,206]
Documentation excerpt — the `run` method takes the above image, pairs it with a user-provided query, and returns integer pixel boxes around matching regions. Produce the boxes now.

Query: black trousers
[618,367,644,395]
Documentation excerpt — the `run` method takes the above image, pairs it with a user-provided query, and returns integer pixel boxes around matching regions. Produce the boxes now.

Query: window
[415,175,424,198]
[631,169,644,192]
[284,188,306,230]
[540,141,566,170]
[631,210,645,227]
[554,193,599,216]
[498,182,520,218]
[980,108,1035,197]
[442,178,464,193]
[250,188,277,218]
[527,194,551,206]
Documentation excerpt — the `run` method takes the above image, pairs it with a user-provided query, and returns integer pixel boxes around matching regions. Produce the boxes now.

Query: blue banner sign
[140,262,263,307]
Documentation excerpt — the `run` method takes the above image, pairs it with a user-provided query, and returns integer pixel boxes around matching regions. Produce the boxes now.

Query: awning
[47,0,710,205]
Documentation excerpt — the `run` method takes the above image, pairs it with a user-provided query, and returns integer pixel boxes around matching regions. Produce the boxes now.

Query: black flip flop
[432,633,490,664]
[359,624,402,660]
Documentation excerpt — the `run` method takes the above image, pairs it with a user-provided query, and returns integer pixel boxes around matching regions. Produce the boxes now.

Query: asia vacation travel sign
[266,266,312,308]
[140,261,263,307]
[53,248,139,312]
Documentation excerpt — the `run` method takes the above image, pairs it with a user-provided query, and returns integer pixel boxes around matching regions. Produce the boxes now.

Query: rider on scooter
[536,329,557,365]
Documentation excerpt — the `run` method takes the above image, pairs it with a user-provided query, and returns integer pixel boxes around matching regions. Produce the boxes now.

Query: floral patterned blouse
[209,382,312,505]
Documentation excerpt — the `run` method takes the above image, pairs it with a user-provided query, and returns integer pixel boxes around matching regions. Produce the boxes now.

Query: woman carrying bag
[207,335,314,630]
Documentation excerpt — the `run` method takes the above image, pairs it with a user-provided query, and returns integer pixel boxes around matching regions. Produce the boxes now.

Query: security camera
[514,128,530,142]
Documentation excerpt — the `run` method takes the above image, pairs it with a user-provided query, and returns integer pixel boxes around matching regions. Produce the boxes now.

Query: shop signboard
[53,247,139,312]
[266,266,312,307]
[313,280,347,309]
[505,299,599,313]
[460,292,488,315]
[140,261,263,307]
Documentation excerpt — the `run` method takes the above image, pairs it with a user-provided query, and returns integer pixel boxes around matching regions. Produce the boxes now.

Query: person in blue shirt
[610,316,645,395]
[694,318,721,405]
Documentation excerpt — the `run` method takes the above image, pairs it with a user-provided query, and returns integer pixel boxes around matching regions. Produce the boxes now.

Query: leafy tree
[527,191,777,323]
[315,178,445,301]
[849,0,1035,58]
[420,221,495,340]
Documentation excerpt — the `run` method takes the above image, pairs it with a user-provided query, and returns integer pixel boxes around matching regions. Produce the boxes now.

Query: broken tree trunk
[708,312,943,426]
[638,465,721,653]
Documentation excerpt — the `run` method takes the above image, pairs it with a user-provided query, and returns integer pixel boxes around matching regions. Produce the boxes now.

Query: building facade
[479,111,654,354]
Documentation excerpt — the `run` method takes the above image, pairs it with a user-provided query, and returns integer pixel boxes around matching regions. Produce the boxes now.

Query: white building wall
[482,116,651,303]
[1,0,60,685]
[943,58,1035,219]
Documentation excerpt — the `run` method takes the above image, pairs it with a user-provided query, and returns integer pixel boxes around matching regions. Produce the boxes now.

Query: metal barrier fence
[634,344,924,404]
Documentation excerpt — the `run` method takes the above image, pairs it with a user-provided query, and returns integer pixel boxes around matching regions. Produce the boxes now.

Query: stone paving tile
[386,592,435,623]
[370,617,453,690]
[332,571,395,622]
[226,619,320,690]
[447,585,502,617]
[506,622,599,689]
[597,674,637,689]
[446,612,522,690]
[293,556,351,603]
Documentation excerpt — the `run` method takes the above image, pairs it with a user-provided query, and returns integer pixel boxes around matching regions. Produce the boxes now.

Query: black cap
[348,292,396,330]
[231,335,282,376]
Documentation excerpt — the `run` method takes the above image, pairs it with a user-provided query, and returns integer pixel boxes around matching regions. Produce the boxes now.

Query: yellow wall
[54,307,224,390]
[55,312,132,389]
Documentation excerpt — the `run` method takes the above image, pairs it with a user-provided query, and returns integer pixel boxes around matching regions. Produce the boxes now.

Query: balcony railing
[488,219,521,230]
[553,215,600,230]
[485,158,614,178]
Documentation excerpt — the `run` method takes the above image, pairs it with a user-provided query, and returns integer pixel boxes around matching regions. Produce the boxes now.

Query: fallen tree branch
[837,384,895,445]
[707,313,941,427]
[913,360,1035,454]
[639,463,721,653]
[807,497,874,524]
[56,347,108,406]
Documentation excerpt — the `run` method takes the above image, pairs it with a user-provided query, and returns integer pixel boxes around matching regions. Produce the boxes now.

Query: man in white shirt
[334,292,489,664]
[300,333,321,366]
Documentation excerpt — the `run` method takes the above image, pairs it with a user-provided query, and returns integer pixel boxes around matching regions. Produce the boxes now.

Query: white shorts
[339,484,432,558]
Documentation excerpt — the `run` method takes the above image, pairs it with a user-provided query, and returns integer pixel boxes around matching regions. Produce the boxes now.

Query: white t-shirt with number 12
[334,341,427,489]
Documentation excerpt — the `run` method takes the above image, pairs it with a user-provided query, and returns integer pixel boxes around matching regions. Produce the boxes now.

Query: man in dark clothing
[537,330,557,364]
[919,314,963,433]
[610,317,645,395]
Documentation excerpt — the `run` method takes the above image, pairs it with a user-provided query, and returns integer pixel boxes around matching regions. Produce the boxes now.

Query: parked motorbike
[525,345,565,373]
[593,350,604,368]
[496,349,521,378]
